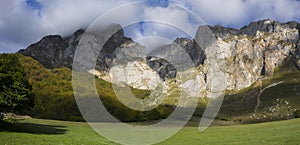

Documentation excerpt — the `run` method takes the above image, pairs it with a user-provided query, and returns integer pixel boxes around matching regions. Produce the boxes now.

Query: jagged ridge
[19,19,300,91]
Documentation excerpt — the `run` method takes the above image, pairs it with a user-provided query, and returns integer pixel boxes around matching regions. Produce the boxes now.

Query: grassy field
[1,118,300,145]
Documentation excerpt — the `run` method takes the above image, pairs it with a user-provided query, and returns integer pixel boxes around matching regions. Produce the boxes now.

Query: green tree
[0,54,34,114]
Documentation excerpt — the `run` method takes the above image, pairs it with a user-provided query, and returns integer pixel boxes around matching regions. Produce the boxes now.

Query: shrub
[294,110,300,118]
[218,116,231,121]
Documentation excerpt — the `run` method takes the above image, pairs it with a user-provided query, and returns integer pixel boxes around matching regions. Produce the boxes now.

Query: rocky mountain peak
[19,35,68,68]
[240,19,285,36]
[208,19,300,40]
[19,24,133,71]
[173,38,205,66]
[209,25,239,39]
[18,19,300,92]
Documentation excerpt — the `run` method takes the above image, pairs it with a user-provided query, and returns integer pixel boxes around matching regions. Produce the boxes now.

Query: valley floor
[0,118,300,145]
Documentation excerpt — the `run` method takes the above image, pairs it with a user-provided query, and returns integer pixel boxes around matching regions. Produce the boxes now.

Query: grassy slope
[164,118,300,145]
[17,54,171,122]
[0,119,114,145]
[260,58,300,110]
[0,118,300,145]
[217,57,300,123]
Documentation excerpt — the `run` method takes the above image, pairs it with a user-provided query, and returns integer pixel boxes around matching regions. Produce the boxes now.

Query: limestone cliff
[18,19,300,95]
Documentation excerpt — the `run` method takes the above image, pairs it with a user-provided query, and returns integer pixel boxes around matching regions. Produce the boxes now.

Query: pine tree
[0,54,34,114]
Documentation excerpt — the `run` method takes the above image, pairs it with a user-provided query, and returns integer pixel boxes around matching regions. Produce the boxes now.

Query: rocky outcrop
[96,25,133,71]
[152,19,300,97]
[210,19,300,39]
[19,24,133,71]
[210,25,239,39]
[206,20,299,90]
[147,57,177,81]
[19,35,69,69]
[62,29,85,68]
[295,41,300,68]
[173,38,206,66]
[110,59,164,90]
[240,19,300,36]
[150,19,300,91]
[146,38,205,81]
[108,39,164,90]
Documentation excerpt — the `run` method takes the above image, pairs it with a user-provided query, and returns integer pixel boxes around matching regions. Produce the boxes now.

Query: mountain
[19,20,300,88]
[17,19,300,123]
[19,24,133,71]
[18,19,300,91]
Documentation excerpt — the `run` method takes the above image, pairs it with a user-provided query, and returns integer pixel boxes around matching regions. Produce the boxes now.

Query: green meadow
[1,118,300,145]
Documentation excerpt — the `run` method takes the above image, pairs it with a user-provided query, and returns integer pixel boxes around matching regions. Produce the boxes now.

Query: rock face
[107,39,164,90]
[210,19,300,39]
[210,25,239,40]
[215,20,299,90]
[96,25,133,72]
[19,24,133,71]
[146,57,177,81]
[173,38,206,66]
[240,19,300,36]
[110,60,164,90]
[145,19,300,92]
[295,41,300,68]
[146,38,206,81]
[19,35,69,69]
[19,19,300,94]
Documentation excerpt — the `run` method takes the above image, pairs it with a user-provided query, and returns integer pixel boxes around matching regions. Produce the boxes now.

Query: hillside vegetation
[218,57,300,123]
[1,53,299,123]
[17,54,173,122]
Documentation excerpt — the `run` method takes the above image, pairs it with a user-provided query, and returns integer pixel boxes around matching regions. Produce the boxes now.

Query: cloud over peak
[0,0,299,53]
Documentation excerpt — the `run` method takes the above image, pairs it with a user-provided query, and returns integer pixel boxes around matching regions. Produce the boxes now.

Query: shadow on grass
[0,120,67,135]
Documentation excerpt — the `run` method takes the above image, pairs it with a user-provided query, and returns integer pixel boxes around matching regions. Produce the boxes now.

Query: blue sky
[146,0,169,7]
[25,0,42,16]
[0,0,300,53]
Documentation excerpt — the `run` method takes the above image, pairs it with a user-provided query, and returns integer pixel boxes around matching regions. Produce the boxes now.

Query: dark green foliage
[219,117,231,121]
[294,110,300,118]
[96,79,173,122]
[0,54,34,114]
[19,54,82,121]
[18,54,173,122]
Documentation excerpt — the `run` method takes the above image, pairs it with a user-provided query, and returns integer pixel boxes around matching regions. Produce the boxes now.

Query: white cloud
[0,0,48,52]
[124,2,201,52]
[39,0,137,35]
[0,0,137,52]
[142,3,199,36]
[0,0,300,53]
[177,0,300,27]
